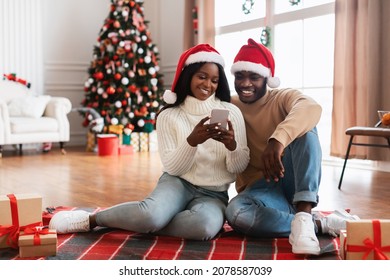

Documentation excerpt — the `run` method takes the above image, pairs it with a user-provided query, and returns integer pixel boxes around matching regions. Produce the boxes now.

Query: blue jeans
[226,128,322,238]
[95,172,229,240]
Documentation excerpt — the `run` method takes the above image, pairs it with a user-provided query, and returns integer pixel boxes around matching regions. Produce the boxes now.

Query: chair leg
[60,142,66,155]
[19,144,23,155]
[0,145,2,158]
[338,136,354,190]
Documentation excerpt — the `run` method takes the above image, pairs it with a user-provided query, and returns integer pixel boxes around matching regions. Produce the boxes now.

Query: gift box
[122,133,131,145]
[108,124,124,144]
[339,229,347,260]
[18,227,57,258]
[0,193,42,248]
[86,131,97,152]
[97,134,119,156]
[118,145,133,155]
[131,132,150,152]
[344,219,390,260]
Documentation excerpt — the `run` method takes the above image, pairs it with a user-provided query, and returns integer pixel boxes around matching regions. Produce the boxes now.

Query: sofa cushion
[10,117,59,133]
[8,95,51,118]
[0,80,30,102]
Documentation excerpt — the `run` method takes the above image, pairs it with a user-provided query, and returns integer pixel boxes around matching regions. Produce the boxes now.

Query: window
[215,0,335,158]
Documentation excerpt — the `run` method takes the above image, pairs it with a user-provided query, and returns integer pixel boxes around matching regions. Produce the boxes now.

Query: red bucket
[97,134,119,156]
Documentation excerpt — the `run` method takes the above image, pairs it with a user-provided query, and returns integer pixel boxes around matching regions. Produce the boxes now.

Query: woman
[49,44,249,240]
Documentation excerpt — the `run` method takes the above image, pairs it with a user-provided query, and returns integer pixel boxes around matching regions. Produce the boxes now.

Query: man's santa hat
[230,38,280,88]
[163,44,225,104]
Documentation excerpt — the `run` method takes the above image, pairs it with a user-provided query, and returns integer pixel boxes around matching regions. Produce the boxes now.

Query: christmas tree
[82,0,164,135]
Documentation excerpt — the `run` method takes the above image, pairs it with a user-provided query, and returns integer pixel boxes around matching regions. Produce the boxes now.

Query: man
[225,38,359,255]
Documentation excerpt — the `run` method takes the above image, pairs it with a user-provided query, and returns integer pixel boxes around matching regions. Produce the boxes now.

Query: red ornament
[142,86,149,92]
[140,106,148,114]
[121,100,127,106]
[107,86,116,95]
[113,21,121,29]
[114,73,122,80]
[128,85,137,93]
[94,72,104,80]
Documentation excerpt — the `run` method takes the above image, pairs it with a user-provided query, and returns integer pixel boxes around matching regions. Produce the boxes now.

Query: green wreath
[260,27,271,47]
[289,0,301,6]
[242,0,255,15]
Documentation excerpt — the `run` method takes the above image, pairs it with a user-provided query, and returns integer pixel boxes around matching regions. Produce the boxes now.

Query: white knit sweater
[156,94,249,191]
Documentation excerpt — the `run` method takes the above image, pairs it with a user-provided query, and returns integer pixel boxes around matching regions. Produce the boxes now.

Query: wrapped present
[122,133,131,145]
[118,145,133,155]
[18,227,57,258]
[345,219,390,260]
[86,131,97,152]
[97,134,119,156]
[339,229,347,260]
[131,132,150,152]
[108,124,124,144]
[148,131,158,152]
[0,194,42,248]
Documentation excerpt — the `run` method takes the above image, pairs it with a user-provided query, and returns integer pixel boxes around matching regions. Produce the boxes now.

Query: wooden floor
[1,145,389,219]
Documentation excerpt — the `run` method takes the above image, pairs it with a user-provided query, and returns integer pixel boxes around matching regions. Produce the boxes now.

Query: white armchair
[0,80,72,157]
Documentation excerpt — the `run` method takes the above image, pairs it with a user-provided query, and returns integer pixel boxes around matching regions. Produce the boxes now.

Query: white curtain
[0,0,44,94]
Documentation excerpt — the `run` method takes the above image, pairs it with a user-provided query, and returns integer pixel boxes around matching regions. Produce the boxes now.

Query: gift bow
[0,224,20,248]
[347,220,390,260]
[20,227,51,246]
[0,194,41,248]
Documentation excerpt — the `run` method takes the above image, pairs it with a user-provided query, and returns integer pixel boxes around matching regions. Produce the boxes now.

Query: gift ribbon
[0,194,41,248]
[20,227,51,246]
[347,220,390,260]
[0,194,20,248]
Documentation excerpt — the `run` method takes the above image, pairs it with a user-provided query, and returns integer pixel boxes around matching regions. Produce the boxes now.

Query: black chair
[338,126,390,189]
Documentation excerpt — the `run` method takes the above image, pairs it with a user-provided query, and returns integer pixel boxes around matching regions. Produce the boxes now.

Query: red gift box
[118,145,133,155]
[97,134,119,156]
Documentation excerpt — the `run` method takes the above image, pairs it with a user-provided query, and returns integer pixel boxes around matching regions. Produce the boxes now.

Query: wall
[43,0,184,146]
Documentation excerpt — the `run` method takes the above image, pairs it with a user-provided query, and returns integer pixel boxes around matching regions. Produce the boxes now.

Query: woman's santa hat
[163,44,225,104]
[230,38,280,88]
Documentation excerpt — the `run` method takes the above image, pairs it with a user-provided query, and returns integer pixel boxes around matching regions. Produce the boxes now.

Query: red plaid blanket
[0,207,341,260]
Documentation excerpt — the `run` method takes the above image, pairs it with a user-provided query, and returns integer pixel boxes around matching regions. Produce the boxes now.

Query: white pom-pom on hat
[267,77,280,88]
[163,89,177,104]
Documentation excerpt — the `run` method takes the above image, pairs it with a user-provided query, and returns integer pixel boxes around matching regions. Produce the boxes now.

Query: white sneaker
[320,209,360,237]
[49,210,90,234]
[289,212,320,255]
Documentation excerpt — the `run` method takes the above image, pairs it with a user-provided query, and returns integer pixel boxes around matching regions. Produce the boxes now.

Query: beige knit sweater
[156,94,250,192]
[232,88,322,192]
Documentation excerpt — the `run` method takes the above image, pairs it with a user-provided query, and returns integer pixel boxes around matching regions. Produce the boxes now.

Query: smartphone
[210,108,230,129]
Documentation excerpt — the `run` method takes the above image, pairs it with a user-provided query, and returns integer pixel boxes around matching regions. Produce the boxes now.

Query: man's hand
[261,139,285,182]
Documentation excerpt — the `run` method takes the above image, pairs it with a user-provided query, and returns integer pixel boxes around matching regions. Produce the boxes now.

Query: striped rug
[0,207,341,260]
